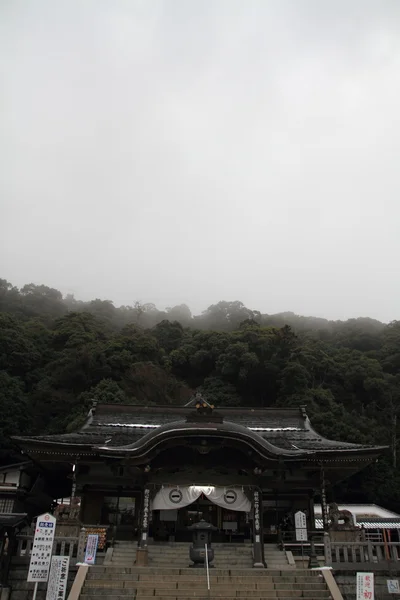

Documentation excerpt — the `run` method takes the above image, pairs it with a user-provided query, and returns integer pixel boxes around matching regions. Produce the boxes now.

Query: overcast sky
[1,0,400,321]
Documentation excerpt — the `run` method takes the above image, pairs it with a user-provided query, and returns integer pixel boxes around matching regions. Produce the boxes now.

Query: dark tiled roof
[0,513,28,529]
[14,404,382,453]
[256,429,366,451]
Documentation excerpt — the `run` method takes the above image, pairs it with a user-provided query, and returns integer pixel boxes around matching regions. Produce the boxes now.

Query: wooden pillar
[136,485,151,566]
[1,528,16,588]
[308,494,316,533]
[320,466,329,530]
[252,489,265,568]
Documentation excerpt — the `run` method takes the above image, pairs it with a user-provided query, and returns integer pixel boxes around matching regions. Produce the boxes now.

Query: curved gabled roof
[12,403,387,461]
[95,419,313,460]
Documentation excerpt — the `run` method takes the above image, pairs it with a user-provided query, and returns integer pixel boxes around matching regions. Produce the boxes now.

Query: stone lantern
[187,519,218,567]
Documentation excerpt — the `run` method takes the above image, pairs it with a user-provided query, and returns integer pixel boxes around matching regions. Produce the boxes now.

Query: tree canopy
[0,278,399,511]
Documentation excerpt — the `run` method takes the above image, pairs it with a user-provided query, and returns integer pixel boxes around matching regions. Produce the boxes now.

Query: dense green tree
[0,371,29,450]
[152,320,185,354]
[1,277,400,510]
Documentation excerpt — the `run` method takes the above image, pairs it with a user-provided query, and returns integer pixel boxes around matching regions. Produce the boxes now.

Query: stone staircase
[111,541,292,569]
[110,540,138,565]
[149,542,254,569]
[264,543,295,569]
[80,566,331,600]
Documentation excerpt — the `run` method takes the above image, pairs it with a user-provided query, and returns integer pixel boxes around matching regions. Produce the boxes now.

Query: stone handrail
[325,538,400,569]
[67,564,89,600]
[15,530,86,566]
[279,530,325,551]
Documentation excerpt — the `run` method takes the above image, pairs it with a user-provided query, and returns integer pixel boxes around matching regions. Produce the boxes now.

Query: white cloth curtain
[152,486,202,510]
[206,486,251,512]
[152,486,251,512]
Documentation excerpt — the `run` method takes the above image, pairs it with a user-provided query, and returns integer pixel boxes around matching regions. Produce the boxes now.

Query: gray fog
[1,0,400,322]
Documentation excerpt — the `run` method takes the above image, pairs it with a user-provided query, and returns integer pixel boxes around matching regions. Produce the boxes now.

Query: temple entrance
[151,488,251,543]
[100,494,140,541]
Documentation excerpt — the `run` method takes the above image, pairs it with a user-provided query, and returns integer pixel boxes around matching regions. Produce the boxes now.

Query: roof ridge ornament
[185,393,223,424]
[185,392,215,411]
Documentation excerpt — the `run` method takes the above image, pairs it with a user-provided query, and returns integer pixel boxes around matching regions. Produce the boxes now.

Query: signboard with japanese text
[84,534,99,565]
[253,490,261,543]
[295,510,308,542]
[141,488,150,542]
[27,513,56,582]
[387,580,400,594]
[46,556,69,600]
[357,572,374,600]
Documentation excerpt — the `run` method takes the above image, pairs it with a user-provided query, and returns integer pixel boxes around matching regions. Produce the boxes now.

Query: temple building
[12,395,386,565]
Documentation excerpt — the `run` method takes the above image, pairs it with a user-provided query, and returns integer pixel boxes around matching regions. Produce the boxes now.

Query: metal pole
[204,543,210,598]
[32,582,38,600]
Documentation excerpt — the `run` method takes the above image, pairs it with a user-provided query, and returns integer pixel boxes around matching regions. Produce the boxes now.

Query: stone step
[81,596,132,600]
[148,590,330,598]
[136,595,330,600]
[88,572,140,580]
[147,547,251,550]
[147,555,253,560]
[147,557,253,562]
[88,566,320,576]
[146,552,252,557]
[142,553,255,557]
[82,589,133,596]
[117,550,252,555]
[136,575,323,584]
[86,575,325,586]
[145,564,254,568]
[146,553,253,558]
[85,581,329,592]
[83,597,328,600]
[147,558,253,563]
[147,556,252,560]
[147,548,252,551]
[146,559,254,563]
[144,557,249,560]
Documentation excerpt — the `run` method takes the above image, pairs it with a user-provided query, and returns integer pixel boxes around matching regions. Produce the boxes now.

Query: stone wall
[6,565,76,600]
[335,570,400,600]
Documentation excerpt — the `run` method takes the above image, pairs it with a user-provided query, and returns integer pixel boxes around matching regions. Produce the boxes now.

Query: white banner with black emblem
[152,486,201,510]
[207,487,251,512]
[152,486,251,512]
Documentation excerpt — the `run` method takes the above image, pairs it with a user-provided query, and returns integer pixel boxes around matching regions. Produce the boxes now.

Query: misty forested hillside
[1,278,399,510]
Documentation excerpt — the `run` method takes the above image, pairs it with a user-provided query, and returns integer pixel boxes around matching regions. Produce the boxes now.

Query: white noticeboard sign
[387,580,400,594]
[46,556,70,600]
[295,510,307,542]
[84,534,99,565]
[27,513,57,582]
[357,572,374,600]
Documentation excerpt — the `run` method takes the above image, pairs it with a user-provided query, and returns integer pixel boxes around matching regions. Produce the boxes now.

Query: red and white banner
[357,573,374,600]
[84,534,99,565]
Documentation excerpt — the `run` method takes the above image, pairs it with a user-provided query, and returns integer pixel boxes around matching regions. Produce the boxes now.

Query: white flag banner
[152,486,251,512]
